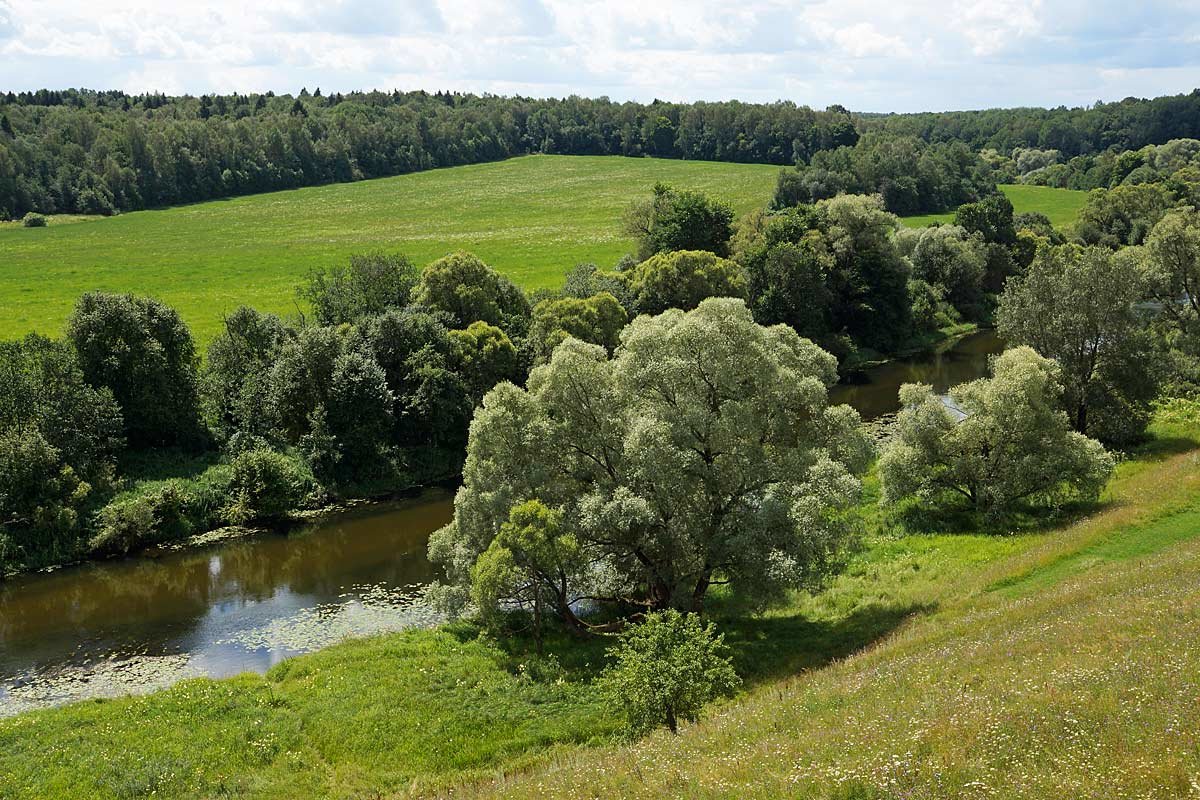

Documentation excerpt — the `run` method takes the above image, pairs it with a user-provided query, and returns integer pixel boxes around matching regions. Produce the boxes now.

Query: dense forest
[0,89,858,218]
[5,88,1200,220]
[858,90,1200,158]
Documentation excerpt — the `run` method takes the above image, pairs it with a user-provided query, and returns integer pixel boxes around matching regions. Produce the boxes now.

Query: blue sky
[2,0,1199,112]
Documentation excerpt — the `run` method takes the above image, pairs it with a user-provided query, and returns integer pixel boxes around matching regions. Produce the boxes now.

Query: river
[0,330,1003,715]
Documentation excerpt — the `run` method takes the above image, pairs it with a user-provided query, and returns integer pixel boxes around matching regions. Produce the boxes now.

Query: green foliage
[879,347,1114,518]
[600,610,740,735]
[299,252,418,326]
[997,244,1160,445]
[777,134,994,215]
[737,206,834,343]
[21,212,46,227]
[954,193,1017,246]
[624,183,735,260]
[0,90,852,221]
[620,249,746,315]
[66,292,204,449]
[1141,209,1200,374]
[221,448,316,525]
[470,500,587,640]
[90,481,192,556]
[818,194,913,353]
[430,297,872,621]
[448,321,521,405]
[0,428,93,569]
[413,251,531,334]
[201,306,291,442]
[527,292,627,365]
[901,224,988,319]
[1075,183,1174,248]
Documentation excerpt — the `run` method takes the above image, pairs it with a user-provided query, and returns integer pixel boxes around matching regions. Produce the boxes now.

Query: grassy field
[901,183,1089,230]
[0,155,780,346]
[3,402,1199,799]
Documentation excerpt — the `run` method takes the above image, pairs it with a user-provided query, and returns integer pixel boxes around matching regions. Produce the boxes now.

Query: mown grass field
[901,183,1089,230]
[3,402,1198,800]
[0,155,780,346]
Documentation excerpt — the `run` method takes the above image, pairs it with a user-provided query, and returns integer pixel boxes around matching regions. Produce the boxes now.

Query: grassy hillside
[901,183,1089,230]
[0,155,779,346]
[2,402,1198,800]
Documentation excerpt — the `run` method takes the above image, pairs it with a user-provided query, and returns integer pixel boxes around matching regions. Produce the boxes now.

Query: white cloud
[0,0,1198,111]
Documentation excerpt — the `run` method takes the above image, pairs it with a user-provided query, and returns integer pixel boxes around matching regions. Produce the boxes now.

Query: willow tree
[878,346,1114,518]
[428,298,872,629]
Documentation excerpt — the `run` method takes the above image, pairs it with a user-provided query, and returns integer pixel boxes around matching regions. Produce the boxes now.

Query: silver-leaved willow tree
[428,297,873,632]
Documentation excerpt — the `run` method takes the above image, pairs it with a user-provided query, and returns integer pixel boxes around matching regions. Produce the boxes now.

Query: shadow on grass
[718,601,932,686]
[117,447,223,483]
[452,600,930,690]
[885,496,1110,538]
[1123,434,1199,462]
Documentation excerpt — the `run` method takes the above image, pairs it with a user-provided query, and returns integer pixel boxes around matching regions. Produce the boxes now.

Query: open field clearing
[0,155,779,346]
[901,183,1089,230]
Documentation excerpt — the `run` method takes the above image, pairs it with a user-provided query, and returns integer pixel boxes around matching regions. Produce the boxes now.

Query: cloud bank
[2,0,1199,112]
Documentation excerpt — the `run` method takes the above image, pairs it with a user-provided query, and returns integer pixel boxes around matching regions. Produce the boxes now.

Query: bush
[90,482,193,556]
[878,347,1115,520]
[22,212,47,228]
[221,448,316,525]
[600,610,740,735]
[621,249,747,316]
[67,292,204,449]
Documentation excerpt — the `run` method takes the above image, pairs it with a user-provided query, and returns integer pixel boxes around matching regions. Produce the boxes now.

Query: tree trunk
[665,705,678,734]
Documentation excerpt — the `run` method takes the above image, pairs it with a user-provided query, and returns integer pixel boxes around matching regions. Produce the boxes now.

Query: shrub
[67,292,204,449]
[221,448,315,525]
[22,213,48,228]
[90,482,193,556]
[600,610,740,735]
[878,346,1114,520]
[621,249,746,316]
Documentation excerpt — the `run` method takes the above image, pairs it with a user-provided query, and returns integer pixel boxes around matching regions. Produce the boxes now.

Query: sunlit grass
[0,155,779,348]
[901,184,1088,231]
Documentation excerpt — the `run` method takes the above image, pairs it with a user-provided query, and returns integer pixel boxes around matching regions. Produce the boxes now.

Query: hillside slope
[2,407,1198,800]
[0,155,779,346]
[448,420,1200,799]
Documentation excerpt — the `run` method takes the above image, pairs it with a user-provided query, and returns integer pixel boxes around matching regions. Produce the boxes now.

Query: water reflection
[0,491,451,714]
[830,330,1005,419]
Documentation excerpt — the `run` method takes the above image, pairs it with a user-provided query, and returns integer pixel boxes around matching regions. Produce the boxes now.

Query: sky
[2,0,1200,113]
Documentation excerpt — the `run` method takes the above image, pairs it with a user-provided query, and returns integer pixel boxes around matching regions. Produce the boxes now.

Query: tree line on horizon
[4,87,1200,221]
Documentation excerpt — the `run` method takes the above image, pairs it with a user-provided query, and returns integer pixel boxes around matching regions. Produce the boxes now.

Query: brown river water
[0,330,1003,714]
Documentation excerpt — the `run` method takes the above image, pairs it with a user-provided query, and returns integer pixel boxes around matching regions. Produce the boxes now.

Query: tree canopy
[879,347,1114,518]
[429,297,872,625]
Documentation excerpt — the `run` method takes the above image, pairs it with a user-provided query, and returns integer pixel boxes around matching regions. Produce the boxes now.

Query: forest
[5,87,1200,220]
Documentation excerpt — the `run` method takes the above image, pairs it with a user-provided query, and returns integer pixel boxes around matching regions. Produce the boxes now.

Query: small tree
[22,213,47,228]
[299,252,418,326]
[624,183,735,260]
[412,251,530,334]
[526,292,627,365]
[878,346,1114,519]
[67,292,203,449]
[601,610,740,735]
[621,249,746,316]
[997,244,1159,445]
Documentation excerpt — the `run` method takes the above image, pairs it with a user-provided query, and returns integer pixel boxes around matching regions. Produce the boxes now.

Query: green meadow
[901,183,1089,229]
[0,155,780,346]
[2,159,1090,349]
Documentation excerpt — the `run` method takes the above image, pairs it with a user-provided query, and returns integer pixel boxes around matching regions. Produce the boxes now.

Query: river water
[0,330,1003,715]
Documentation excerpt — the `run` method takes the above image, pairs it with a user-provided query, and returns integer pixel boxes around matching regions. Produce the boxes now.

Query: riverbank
[3,326,991,583]
[4,400,1198,799]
